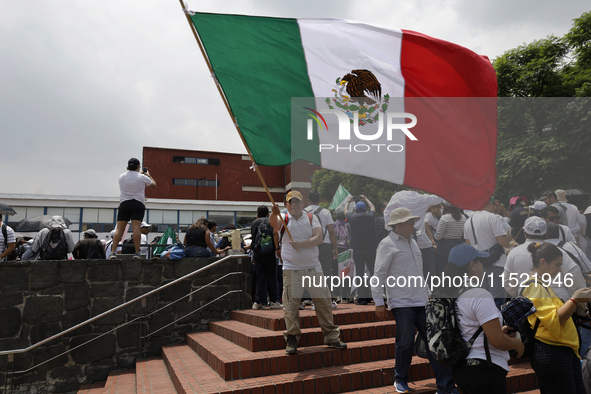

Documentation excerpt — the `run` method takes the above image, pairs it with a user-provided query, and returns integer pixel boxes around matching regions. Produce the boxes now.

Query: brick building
[142,147,317,203]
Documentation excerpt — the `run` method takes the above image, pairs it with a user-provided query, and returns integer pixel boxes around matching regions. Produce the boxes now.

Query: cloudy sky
[1,0,589,198]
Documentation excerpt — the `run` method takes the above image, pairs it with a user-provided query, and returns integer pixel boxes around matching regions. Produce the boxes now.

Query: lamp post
[195,176,207,200]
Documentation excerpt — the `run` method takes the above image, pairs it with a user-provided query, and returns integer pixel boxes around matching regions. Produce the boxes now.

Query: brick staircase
[77,304,539,394]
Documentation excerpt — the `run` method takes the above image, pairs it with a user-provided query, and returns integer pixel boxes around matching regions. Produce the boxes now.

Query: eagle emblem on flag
[329,69,390,126]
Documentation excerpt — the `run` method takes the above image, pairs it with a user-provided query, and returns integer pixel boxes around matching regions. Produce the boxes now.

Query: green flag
[329,184,351,212]
[153,226,179,256]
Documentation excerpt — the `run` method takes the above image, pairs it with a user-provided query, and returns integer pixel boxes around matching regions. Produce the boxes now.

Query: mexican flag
[337,249,355,293]
[188,13,498,209]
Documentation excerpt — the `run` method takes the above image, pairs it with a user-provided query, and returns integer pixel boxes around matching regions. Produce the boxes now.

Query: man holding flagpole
[270,191,347,355]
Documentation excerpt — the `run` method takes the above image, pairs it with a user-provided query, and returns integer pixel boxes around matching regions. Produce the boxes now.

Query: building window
[173,178,220,187]
[172,156,220,165]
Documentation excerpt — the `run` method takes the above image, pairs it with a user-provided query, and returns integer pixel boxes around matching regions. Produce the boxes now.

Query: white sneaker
[331,301,338,309]
[303,299,313,306]
[311,301,316,311]
[299,302,306,310]
[269,302,283,309]
[252,302,262,310]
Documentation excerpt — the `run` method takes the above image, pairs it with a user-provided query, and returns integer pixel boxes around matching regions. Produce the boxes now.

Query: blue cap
[356,201,366,211]
[448,244,489,267]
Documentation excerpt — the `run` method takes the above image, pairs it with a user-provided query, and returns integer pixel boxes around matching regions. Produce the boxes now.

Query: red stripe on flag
[400,30,498,210]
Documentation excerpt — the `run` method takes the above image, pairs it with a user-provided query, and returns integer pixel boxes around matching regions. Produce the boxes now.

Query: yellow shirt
[523,282,580,358]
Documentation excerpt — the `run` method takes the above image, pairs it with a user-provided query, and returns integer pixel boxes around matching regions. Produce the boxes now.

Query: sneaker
[335,296,342,303]
[133,253,142,259]
[108,252,117,260]
[252,302,262,310]
[303,299,313,306]
[395,380,411,393]
[331,300,338,309]
[286,335,298,355]
[269,302,283,309]
[311,301,315,311]
[326,340,347,350]
[299,301,306,310]
[356,299,368,305]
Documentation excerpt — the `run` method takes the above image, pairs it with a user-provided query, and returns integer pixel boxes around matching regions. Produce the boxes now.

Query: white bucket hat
[387,207,420,227]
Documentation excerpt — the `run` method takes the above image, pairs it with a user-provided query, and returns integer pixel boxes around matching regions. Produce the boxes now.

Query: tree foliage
[311,168,406,209]
[493,10,591,207]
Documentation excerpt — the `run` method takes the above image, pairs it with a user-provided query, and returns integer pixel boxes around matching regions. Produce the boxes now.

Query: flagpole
[179,1,293,241]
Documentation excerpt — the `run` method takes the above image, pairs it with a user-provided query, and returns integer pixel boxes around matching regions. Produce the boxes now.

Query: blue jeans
[185,246,210,257]
[391,307,456,393]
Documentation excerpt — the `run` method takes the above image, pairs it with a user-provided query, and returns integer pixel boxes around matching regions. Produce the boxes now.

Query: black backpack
[425,288,491,368]
[2,224,18,261]
[40,227,68,260]
[121,236,135,254]
[253,218,275,255]
[86,240,106,260]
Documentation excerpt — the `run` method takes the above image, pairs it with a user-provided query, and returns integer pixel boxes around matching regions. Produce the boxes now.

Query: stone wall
[0,256,251,393]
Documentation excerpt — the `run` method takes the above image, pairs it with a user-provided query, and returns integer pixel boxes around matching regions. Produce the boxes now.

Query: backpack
[2,224,18,261]
[334,221,350,250]
[86,240,105,260]
[304,206,328,240]
[280,212,314,242]
[425,288,490,368]
[253,218,275,255]
[40,227,68,260]
[121,236,135,254]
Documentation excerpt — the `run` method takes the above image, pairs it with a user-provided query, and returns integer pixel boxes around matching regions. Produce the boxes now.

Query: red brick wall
[143,147,287,202]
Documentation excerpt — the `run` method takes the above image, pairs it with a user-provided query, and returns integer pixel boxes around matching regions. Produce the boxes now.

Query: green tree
[312,168,406,210]
[492,10,591,206]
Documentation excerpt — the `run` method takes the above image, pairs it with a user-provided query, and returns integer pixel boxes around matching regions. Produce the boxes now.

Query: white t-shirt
[119,171,152,204]
[0,223,16,259]
[305,205,334,244]
[280,212,321,270]
[464,211,508,267]
[457,288,510,371]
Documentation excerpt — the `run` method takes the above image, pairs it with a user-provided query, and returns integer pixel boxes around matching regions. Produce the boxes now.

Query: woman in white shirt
[445,244,524,394]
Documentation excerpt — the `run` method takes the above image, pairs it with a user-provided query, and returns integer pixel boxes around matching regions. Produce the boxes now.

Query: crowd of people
[3,158,591,393]
[246,187,591,394]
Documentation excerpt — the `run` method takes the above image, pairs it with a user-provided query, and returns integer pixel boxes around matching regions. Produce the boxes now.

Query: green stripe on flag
[190,13,320,166]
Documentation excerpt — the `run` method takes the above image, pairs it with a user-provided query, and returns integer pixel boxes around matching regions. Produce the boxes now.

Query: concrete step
[209,319,396,352]
[162,342,455,394]
[230,303,393,331]
[103,369,136,394]
[340,362,538,393]
[187,330,398,381]
[136,358,176,394]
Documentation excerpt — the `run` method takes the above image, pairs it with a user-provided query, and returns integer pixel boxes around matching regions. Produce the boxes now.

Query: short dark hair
[546,191,557,200]
[257,205,269,218]
[545,222,560,239]
[307,190,320,204]
[207,219,218,230]
[336,211,346,220]
[127,157,140,171]
[541,206,559,218]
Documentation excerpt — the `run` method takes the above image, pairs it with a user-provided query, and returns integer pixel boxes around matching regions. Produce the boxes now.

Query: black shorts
[117,199,146,222]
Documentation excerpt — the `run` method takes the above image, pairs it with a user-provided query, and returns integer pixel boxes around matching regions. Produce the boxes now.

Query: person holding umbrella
[109,158,157,260]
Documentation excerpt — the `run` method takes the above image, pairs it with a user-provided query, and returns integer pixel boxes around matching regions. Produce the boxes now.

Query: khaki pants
[282,268,340,344]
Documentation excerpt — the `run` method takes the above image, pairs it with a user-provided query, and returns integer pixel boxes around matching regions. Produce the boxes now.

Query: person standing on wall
[109,158,157,260]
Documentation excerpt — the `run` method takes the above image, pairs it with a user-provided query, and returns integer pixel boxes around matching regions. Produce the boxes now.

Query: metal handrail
[0,254,248,357]
[10,290,243,375]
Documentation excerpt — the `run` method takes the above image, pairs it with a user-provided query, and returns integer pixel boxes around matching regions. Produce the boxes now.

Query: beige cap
[555,189,567,202]
[286,191,303,202]
[387,207,420,227]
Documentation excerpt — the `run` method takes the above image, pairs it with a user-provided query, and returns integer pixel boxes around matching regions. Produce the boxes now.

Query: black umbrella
[0,203,17,216]
[15,215,73,232]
